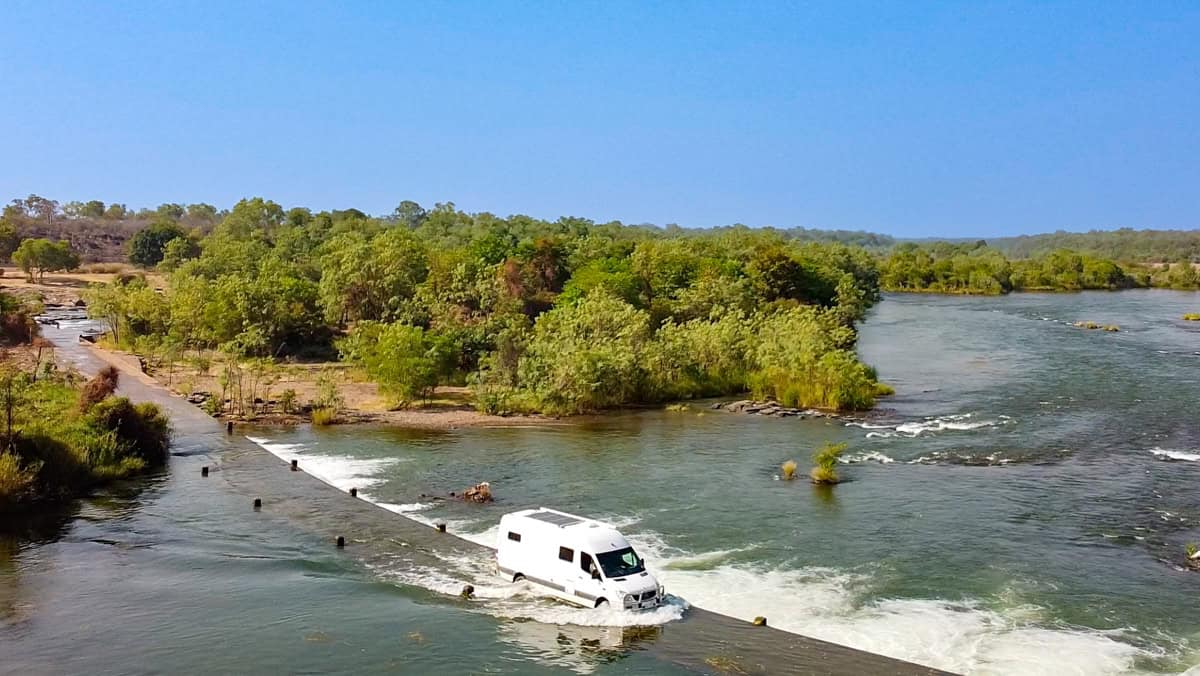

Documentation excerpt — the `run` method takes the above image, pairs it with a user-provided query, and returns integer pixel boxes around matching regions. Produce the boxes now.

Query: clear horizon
[2,1,1197,239]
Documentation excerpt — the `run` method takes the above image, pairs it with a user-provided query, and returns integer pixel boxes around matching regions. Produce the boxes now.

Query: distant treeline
[985,228,1200,263]
[1,195,224,262]
[4,193,1199,265]
[880,241,1199,294]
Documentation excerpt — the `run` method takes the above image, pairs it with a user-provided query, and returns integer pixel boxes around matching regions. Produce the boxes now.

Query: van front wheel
[512,573,526,583]
[594,598,609,608]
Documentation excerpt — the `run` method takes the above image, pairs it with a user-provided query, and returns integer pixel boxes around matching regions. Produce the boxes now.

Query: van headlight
[623,594,636,607]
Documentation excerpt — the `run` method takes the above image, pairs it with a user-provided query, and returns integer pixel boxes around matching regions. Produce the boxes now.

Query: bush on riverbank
[480,291,885,415]
[0,366,171,512]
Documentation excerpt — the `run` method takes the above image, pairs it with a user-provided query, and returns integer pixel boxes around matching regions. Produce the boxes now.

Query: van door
[575,552,605,606]
[556,545,577,600]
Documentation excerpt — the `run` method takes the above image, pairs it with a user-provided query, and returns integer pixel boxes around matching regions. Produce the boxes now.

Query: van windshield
[596,547,645,578]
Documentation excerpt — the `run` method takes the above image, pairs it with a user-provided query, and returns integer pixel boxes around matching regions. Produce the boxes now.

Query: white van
[496,508,664,610]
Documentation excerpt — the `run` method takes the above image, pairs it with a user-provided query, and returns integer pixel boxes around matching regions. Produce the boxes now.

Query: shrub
[203,396,223,417]
[472,385,535,416]
[79,366,120,411]
[780,459,797,481]
[85,397,172,465]
[310,407,337,426]
[810,442,847,484]
[278,389,298,414]
[517,290,653,415]
[748,308,878,411]
[0,451,37,505]
[1187,543,1199,559]
[338,322,441,407]
[314,369,344,411]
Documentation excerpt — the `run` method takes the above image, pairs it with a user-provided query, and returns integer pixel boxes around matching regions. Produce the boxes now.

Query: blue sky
[1,1,1197,237]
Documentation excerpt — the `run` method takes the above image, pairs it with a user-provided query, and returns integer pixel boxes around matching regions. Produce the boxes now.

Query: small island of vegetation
[58,197,890,418]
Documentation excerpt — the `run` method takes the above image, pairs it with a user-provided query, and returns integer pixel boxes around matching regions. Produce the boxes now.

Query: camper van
[496,508,664,610]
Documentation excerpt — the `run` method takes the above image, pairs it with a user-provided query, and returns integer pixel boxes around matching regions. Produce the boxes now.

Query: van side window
[558,546,574,562]
[507,532,521,542]
[580,552,595,574]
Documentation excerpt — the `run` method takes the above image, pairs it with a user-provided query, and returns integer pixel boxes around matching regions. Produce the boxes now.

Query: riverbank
[82,342,563,430]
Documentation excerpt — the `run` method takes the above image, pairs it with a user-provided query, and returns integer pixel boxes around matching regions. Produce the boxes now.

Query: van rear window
[507,532,521,542]
[558,546,574,562]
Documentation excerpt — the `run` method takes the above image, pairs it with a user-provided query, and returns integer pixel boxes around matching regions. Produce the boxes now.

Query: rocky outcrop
[461,482,493,503]
[712,399,819,419]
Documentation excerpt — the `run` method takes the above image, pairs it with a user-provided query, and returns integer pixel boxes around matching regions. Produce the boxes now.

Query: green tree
[393,200,427,228]
[82,200,106,218]
[318,229,428,324]
[155,203,185,219]
[129,220,188,268]
[158,236,201,271]
[516,290,653,414]
[184,203,219,223]
[339,322,443,407]
[12,239,79,281]
[0,223,19,261]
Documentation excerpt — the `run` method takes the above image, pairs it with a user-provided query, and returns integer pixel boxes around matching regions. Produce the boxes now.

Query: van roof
[501,508,632,553]
[506,507,606,529]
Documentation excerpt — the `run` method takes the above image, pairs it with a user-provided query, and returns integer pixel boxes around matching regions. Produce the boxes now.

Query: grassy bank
[0,312,171,512]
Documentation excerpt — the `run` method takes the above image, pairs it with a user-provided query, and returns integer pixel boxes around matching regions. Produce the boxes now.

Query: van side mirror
[591,569,601,580]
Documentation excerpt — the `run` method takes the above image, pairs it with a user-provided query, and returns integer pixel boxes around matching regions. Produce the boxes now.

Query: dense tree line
[880,241,1200,294]
[84,198,889,414]
[986,228,1200,263]
[1,194,221,263]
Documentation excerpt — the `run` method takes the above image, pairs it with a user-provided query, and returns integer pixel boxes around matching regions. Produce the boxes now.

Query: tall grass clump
[810,442,847,484]
[310,407,337,426]
[0,451,38,507]
[780,459,797,481]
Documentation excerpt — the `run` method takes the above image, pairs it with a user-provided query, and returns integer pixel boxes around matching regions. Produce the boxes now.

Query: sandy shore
[81,342,559,430]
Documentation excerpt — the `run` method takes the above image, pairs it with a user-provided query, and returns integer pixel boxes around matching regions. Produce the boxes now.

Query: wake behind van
[496,508,664,610]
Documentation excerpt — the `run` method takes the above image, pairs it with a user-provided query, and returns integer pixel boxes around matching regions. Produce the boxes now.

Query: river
[3,291,1199,675]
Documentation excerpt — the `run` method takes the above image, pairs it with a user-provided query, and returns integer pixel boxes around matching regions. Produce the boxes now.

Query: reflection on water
[498,621,662,674]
